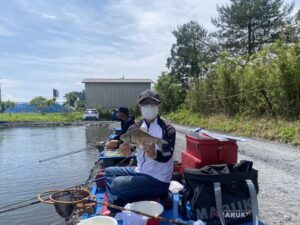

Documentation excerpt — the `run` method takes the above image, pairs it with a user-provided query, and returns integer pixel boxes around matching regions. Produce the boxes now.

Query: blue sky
[0,0,299,102]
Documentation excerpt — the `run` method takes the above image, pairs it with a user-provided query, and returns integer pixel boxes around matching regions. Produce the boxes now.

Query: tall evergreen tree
[166,21,217,93]
[212,0,294,55]
[283,9,300,42]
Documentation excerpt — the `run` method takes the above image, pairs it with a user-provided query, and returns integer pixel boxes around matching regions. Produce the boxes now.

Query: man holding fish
[105,89,176,211]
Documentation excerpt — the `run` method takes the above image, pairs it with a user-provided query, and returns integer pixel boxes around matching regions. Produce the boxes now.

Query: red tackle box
[181,151,202,172]
[181,132,238,172]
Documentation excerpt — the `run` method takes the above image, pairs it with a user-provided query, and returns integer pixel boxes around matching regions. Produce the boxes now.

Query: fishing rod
[0,157,132,213]
[2,144,99,173]
[1,192,191,225]
[0,199,191,225]
[38,145,98,163]
[0,175,105,214]
[90,200,190,225]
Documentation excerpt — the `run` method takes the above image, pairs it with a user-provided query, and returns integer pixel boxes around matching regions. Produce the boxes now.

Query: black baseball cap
[138,89,160,104]
[118,107,129,115]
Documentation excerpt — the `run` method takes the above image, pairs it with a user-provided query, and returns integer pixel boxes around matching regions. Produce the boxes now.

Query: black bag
[181,161,259,225]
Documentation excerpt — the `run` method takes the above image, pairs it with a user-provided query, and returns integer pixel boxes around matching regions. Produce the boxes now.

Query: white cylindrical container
[78,216,117,225]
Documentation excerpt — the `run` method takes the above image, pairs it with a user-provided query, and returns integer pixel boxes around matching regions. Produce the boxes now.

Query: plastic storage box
[181,132,238,172]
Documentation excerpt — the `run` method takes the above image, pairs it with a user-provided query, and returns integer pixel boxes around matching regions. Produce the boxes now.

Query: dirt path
[172,124,300,225]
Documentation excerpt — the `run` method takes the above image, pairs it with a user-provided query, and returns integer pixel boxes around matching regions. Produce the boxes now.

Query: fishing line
[0,196,38,210]
[1,192,189,225]
[2,144,98,173]
[0,200,41,214]
[38,145,98,163]
[0,157,131,213]
[0,178,100,214]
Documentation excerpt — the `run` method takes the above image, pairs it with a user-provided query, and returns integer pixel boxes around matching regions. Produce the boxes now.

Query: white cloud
[41,13,57,20]
[0,25,15,36]
[1,0,230,101]
[0,78,23,88]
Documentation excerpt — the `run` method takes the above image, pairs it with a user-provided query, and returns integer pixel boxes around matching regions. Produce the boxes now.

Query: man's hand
[142,141,157,159]
[105,140,119,150]
[119,142,132,158]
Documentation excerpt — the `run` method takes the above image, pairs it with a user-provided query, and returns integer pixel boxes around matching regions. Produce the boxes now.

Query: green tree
[166,21,217,94]
[0,100,15,113]
[64,91,85,109]
[212,0,294,55]
[29,96,48,109]
[185,41,300,117]
[282,9,300,43]
[155,72,185,113]
[47,98,56,106]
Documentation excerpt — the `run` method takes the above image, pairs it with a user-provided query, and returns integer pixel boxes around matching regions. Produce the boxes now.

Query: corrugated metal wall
[85,82,151,108]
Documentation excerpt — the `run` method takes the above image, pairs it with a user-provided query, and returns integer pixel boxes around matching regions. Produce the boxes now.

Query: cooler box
[186,133,219,164]
[218,141,238,164]
[182,132,238,171]
[181,151,201,173]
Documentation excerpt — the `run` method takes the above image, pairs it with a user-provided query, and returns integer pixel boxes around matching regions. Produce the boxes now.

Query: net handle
[49,189,91,204]
[38,190,62,205]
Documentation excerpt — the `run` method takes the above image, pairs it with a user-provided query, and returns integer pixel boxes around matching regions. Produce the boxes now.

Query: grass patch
[166,109,300,146]
[0,112,83,122]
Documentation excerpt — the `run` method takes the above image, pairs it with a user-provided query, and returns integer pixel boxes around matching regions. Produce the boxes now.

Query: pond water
[0,125,111,225]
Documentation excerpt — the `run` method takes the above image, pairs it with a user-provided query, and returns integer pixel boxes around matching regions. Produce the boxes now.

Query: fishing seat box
[181,132,238,172]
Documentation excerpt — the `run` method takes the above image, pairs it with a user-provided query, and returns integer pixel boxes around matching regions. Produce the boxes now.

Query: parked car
[83,109,99,120]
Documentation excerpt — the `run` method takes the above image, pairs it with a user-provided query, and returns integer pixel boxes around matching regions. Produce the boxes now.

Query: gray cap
[138,89,160,104]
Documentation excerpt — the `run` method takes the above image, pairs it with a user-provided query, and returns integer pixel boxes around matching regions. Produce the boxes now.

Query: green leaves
[64,91,85,109]
[212,0,294,55]
[167,21,217,93]
[0,100,15,113]
[29,96,49,109]
[155,72,184,113]
[185,41,300,117]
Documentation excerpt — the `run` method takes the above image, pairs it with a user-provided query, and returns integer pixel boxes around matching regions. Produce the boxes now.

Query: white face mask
[141,105,159,121]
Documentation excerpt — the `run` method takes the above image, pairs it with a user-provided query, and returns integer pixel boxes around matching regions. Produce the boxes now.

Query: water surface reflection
[0,125,111,225]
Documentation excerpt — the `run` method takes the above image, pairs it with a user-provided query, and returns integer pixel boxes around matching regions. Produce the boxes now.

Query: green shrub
[184,41,300,118]
[0,112,82,122]
[166,109,300,146]
[280,127,295,143]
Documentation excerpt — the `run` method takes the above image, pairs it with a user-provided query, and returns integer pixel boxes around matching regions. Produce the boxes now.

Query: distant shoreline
[0,121,114,128]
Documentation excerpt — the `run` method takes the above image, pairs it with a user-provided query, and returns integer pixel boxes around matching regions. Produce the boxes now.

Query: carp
[120,128,168,146]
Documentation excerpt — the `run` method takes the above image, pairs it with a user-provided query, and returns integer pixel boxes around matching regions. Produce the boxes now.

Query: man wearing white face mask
[105,89,176,211]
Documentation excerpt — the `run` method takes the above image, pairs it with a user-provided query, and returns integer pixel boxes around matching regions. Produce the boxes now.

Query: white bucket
[130,201,164,217]
[78,216,117,225]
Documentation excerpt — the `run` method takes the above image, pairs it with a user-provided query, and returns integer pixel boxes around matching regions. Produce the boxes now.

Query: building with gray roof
[82,78,152,108]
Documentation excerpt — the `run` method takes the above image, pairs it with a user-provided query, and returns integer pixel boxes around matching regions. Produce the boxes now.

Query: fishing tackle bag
[180,161,259,225]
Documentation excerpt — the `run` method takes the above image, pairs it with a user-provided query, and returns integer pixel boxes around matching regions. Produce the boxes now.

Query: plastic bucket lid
[130,201,164,225]
[130,201,164,216]
[78,216,117,225]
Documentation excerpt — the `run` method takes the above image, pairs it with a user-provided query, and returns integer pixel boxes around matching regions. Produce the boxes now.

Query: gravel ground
[173,123,300,225]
